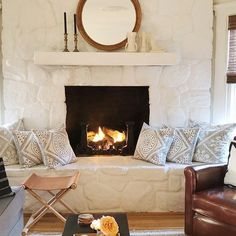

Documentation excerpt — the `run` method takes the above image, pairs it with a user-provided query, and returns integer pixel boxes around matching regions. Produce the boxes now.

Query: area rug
[29,229,185,236]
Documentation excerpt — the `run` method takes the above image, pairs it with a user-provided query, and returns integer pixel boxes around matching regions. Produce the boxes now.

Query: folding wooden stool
[22,172,80,235]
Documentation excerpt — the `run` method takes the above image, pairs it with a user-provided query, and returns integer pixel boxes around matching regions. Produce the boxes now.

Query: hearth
[65,86,149,156]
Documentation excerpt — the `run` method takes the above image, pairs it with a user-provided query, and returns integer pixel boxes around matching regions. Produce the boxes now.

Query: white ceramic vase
[125,32,138,52]
[139,32,150,52]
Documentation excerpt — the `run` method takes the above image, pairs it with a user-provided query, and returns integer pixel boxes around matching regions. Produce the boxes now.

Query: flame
[87,126,126,147]
[106,129,126,143]
[93,127,105,142]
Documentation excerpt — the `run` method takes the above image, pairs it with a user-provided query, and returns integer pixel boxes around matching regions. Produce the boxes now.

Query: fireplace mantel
[34,51,178,66]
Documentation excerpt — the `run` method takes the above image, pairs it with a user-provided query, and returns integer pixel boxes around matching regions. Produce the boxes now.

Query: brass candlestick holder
[73,34,79,52]
[63,33,69,52]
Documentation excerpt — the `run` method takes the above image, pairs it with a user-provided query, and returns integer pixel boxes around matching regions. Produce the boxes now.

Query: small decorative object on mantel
[63,12,69,52]
[125,32,138,52]
[138,32,150,52]
[73,14,79,52]
[90,216,120,236]
[149,34,165,53]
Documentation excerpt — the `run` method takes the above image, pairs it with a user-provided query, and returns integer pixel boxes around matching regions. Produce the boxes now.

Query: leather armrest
[184,164,227,235]
[185,164,227,193]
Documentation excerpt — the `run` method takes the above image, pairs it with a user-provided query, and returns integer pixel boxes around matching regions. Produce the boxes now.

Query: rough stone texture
[6,156,193,213]
[1,0,213,127]
[2,0,213,212]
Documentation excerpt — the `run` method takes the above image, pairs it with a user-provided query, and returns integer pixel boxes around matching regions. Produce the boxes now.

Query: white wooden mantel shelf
[34,51,178,66]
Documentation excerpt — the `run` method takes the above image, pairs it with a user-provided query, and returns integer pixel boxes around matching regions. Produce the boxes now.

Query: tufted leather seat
[184,164,236,236]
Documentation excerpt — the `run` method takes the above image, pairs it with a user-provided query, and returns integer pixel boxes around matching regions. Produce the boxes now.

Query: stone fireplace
[65,86,149,156]
[1,0,212,140]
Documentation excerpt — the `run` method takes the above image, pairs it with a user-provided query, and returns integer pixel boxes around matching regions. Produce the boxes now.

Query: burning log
[87,126,126,153]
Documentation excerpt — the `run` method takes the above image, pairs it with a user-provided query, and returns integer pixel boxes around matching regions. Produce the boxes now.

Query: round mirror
[77,0,142,51]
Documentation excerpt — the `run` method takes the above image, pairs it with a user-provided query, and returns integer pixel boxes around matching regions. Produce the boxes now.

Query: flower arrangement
[90,216,119,236]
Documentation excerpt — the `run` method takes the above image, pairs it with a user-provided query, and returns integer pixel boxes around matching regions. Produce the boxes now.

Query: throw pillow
[0,119,25,166]
[0,157,15,198]
[224,141,236,187]
[133,123,174,165]
[166,127,200,164]
[13,131,43,168]
[193,123,236,163]
[34,127,77,168]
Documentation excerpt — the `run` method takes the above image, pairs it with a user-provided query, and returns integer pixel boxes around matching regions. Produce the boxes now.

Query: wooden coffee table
[62,213,130,236]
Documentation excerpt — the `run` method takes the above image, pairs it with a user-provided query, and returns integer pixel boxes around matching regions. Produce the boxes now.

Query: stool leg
[23,189,69,234]
[28,189,68,221]
[48,190,77,214]
[32,191,63,219]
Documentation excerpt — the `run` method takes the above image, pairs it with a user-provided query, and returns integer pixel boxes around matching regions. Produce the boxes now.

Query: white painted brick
[84,182,121,210]
[28,63,52,86]
[181,33,213,59]
[121,182,154,211]
[169,176,182,192]
[23,103,50,129]
[172,15,193,41]
[38,85,65,103]
[188,60,212,89]
[52,69,70,85]
[160,88,181,107]
[3,59,27,81]
[4,109,23,124]
[166,108,187,127]
[49,103,66,128]
[3,79,38,109]
[158,0,194,15]
[192,0,213,34]
[161,63,191,88]
[189,107,211,123]
[67,67,91,85]
[180,90,211,108]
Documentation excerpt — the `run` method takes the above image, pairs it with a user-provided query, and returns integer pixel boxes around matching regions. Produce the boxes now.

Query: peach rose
[100,216,119,236]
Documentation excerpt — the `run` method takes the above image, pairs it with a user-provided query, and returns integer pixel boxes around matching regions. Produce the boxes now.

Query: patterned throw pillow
[34,127,77,168]
[193,124,236,163]
[0,157,15,198]
[133,123,174,165]
[224,141,236,187]
[13,131,43,168]
[0,119,25,166]
[167,127,199,164]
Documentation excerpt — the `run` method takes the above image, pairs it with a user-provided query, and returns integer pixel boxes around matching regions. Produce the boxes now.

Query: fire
[106,129,126,143]
[87,126,126,151]
[93,127,105,142]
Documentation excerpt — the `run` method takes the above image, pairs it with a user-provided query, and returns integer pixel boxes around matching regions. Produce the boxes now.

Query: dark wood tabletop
[62,213,130,236]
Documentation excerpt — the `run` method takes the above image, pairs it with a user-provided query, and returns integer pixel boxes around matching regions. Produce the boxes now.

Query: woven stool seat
[22,172,79,235]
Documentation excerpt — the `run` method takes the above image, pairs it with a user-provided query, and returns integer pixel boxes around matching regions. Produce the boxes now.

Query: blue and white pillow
[192,123,236,163]
[133,123,174,165]
[167,127,199,164]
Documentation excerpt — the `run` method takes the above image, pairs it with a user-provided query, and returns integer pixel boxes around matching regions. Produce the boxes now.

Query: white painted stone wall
[2,0,213,129]
[7,157,187,213]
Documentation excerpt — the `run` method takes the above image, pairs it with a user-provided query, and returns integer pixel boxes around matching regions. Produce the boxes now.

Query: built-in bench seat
[6,156,203,213]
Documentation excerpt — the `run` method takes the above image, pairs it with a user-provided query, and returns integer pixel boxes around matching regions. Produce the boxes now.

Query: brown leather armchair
[184,164,236,236]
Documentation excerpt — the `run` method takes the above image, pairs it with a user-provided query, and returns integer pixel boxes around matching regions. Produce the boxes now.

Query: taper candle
[64,12,67,34]
[74,14,77,34]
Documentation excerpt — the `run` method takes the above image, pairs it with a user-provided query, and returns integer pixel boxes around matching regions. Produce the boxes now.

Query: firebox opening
[65,86,149,156]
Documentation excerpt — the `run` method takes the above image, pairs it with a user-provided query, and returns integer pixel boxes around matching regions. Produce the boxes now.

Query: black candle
[74,14,77,34]
[64,12,67,34]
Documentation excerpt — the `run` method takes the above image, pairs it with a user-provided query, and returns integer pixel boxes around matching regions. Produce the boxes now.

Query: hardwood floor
[24,212,184,233]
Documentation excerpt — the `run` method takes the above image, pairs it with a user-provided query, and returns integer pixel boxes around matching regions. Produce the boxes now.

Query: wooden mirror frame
[76,0,142,51]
